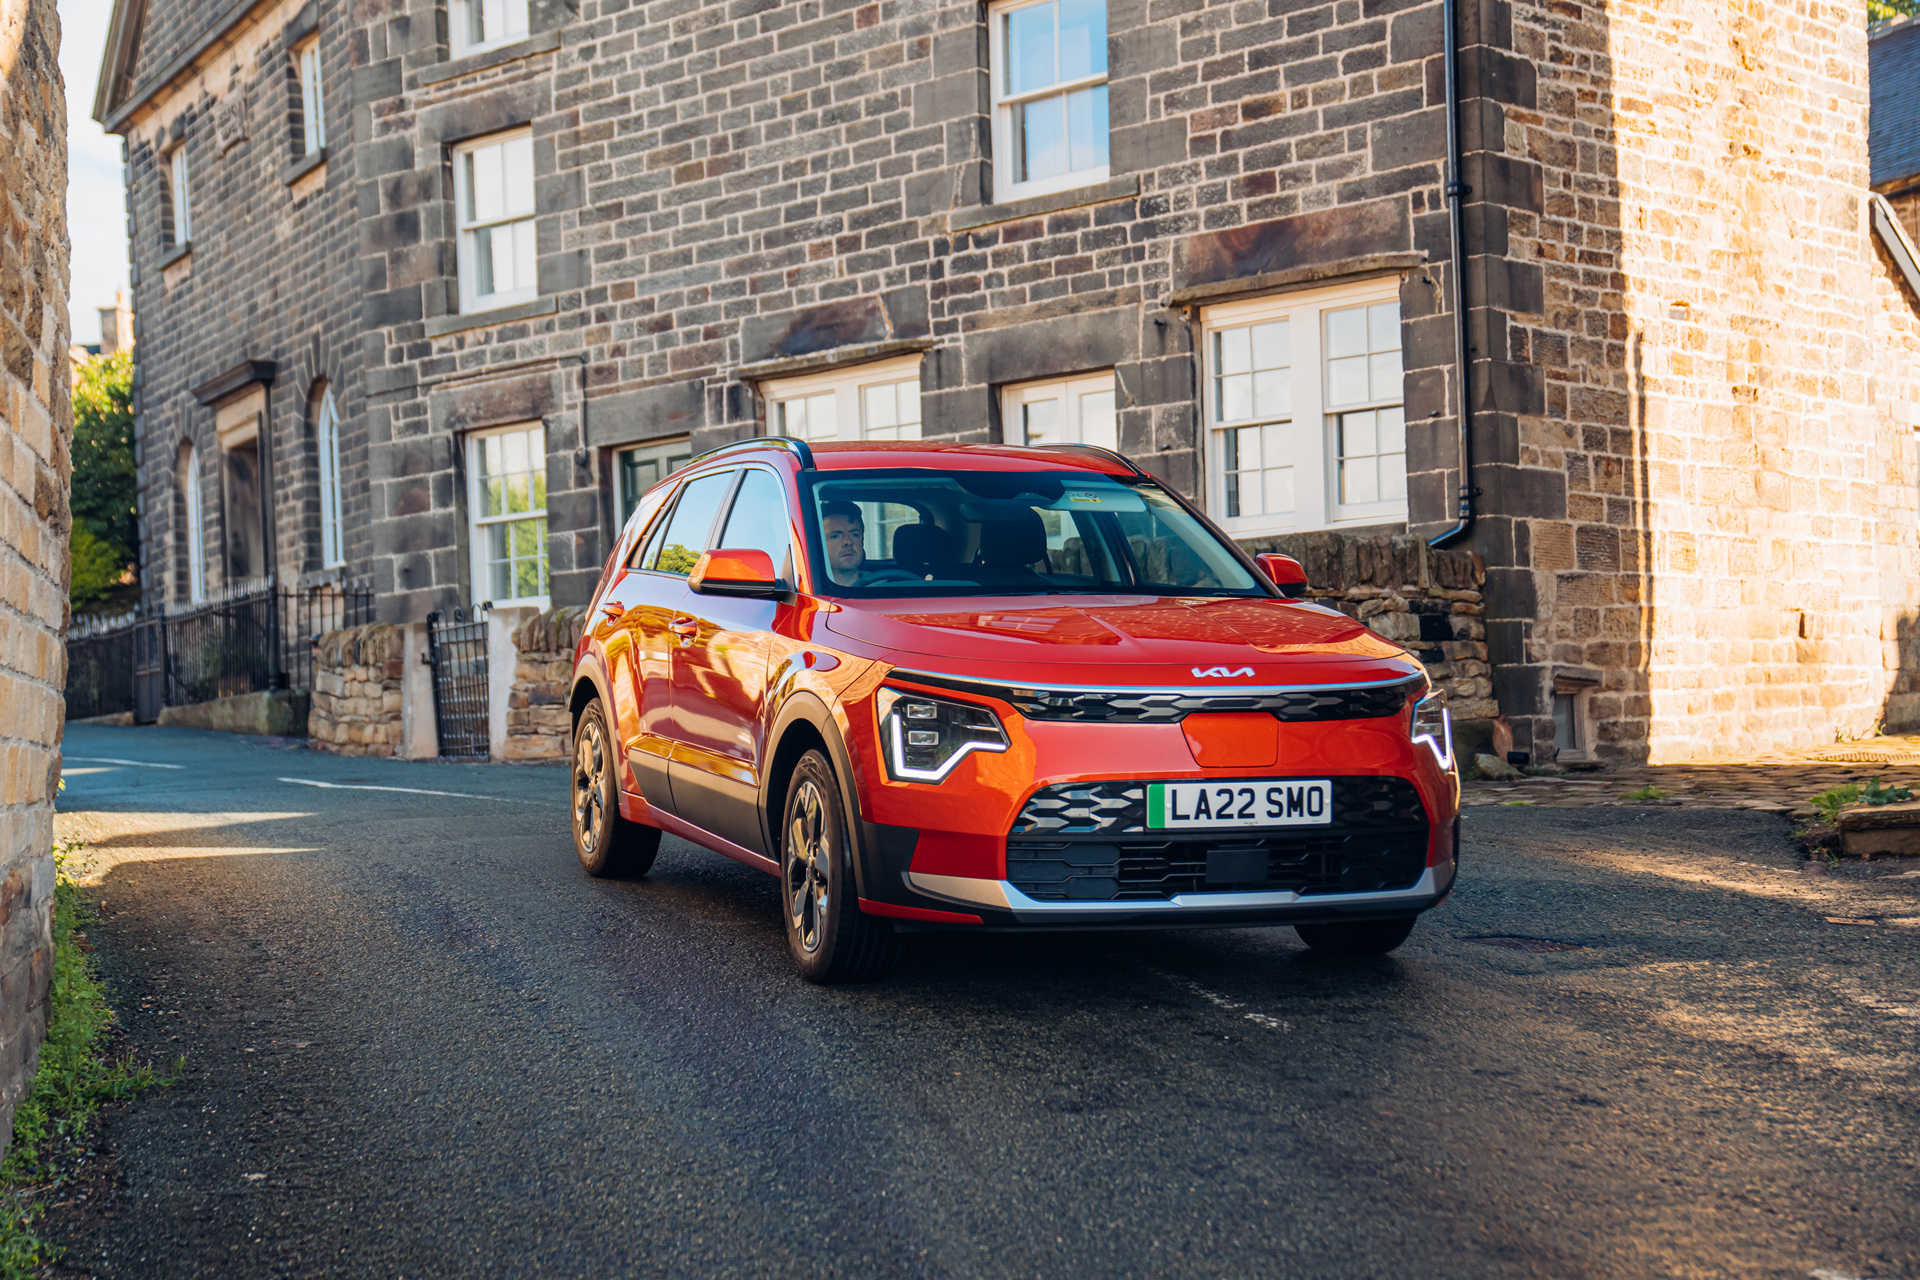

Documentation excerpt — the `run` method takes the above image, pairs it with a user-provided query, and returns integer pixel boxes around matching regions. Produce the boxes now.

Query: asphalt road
[43,724,1920,1278]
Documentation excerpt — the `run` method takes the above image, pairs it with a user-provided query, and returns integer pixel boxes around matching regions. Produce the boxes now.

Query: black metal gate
[425,607,490,759]
[133,619,166,723]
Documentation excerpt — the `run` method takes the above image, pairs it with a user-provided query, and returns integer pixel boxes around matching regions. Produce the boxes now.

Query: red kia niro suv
[569,438,1459,982]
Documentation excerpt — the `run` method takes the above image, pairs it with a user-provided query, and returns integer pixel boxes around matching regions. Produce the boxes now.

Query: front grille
[894,670,1422,724]
[1006,776,1430,903]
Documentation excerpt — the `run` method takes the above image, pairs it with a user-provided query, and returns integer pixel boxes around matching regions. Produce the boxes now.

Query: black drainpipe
[1429,0,1476,549]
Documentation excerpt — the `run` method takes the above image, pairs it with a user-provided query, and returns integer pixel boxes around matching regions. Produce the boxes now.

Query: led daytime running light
[878,686,1009,782]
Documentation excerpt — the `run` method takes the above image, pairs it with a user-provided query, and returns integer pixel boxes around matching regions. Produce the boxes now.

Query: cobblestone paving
[1464,735,1920,821]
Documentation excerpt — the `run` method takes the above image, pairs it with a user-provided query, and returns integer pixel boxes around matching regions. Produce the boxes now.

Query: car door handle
[601,602,626,620]
[667,617,699,637]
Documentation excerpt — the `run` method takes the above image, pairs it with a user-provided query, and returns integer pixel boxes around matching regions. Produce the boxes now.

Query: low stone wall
[308,624,405,756]
[505,608,586,762]
[1244,532,1495,724]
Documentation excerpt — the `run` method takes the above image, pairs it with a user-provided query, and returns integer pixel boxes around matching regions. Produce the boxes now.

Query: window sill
[425,296,556,338]
[282,147,327,186]
[157,242,192,270]
[948,175,1138,233]
[419,30,562,85]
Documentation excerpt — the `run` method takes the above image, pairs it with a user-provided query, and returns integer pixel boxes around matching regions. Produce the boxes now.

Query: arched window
[181,444,207,604]
[316,389,344,568]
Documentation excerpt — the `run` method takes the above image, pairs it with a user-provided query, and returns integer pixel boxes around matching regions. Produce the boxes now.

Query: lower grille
[1006,775,1431,902]
[1006,827,1429,902]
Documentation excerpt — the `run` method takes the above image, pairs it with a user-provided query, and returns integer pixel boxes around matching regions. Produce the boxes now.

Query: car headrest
[892,522,956,572]
[978,510,1048,567]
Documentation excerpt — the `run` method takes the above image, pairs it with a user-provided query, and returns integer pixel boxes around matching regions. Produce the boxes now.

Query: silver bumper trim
[905,866,1439,919]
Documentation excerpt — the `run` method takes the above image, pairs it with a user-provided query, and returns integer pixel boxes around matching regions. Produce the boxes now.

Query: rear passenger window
[718,469,794,579]
[644,470,736,576]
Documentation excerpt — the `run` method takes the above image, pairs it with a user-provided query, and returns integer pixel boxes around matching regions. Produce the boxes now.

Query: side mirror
[1255,553,1308,599]
[689,548,785,599]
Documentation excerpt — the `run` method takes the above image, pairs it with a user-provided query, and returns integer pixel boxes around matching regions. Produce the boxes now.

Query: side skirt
[634,796,781,876]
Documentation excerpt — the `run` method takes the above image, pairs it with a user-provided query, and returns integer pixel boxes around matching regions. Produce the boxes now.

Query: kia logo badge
[1191,666,1255,678]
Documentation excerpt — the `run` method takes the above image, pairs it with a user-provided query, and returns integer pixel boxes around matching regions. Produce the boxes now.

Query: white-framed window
[1003,372,1117,449]
[467,423,549,606]
[451,0,529,56]
[989,0,1109,202]
[295,38,326,156]
[168,145,192,245]
[182,445,207,603]
[617,437,691,525]
[316,389,344,568]
[765,355,924,442]
[1202,279,1407,538]
[453,130,536,313]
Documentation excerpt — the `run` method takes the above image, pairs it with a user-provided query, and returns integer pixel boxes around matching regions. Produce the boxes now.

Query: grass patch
[1621,784,1668,802]
[0,842,178,1276]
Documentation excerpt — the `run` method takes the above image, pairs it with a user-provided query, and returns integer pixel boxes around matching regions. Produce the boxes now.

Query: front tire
[572,699,660,879]
[1294,917,1417,955]
[781,750,899,983]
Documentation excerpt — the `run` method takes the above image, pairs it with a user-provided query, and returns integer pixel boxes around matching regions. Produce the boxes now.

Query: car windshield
[798,468,1268,598]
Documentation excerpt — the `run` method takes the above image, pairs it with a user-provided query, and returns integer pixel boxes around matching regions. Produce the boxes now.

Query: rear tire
[1294,916,1417,955]
[572,699,660,879]
[780,750,899,983]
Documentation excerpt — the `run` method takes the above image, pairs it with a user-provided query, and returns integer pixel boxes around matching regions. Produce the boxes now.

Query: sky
[60,0,131,348]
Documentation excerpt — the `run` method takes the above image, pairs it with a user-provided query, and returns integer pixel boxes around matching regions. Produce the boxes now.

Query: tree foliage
[1871,0,1920,20]
[69,351,136,607]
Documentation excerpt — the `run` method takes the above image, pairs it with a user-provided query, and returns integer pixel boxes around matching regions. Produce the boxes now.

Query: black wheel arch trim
[761,692,919,904]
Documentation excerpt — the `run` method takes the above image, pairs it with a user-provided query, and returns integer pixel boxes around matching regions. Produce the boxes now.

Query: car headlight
[1410,690,1454,770]
[877,687,1009,782]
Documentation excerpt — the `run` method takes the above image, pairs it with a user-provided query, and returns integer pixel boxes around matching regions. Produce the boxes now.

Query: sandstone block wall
[308,624,405,755]
[505,608,585,763]
[1475,0,1920,763]
[0,0,70,1158]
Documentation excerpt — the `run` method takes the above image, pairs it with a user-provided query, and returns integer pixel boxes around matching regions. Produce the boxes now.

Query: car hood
[821,595,1421,687]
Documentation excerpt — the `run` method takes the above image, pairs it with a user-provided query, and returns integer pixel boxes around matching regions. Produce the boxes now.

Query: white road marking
[277,777,524,801]
[1153,969,1290,1032]
[65,756,186,769]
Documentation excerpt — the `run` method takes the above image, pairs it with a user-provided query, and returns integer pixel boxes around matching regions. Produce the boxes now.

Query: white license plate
[1146,780,1333,830]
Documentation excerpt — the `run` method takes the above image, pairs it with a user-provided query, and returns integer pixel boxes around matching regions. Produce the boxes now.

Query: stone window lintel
[418,30,562,87]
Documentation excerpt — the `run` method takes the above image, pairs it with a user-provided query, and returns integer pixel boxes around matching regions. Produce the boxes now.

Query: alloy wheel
[786,780,831,954]
[574,718,605,855]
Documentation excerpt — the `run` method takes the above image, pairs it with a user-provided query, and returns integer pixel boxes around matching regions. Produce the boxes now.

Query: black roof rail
[1035,443,1147,476]
[683,434,816,470]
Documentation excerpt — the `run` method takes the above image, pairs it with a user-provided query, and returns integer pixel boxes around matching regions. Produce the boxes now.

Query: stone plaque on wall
[213,89,249,153]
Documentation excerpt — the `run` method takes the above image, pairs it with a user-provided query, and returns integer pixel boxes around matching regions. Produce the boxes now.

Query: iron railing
[62,579,376,722]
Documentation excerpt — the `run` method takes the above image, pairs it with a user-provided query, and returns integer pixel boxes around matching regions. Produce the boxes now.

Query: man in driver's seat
[821,501,870,587]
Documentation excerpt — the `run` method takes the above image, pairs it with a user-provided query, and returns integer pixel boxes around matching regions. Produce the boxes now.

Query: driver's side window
[717,468,794,581]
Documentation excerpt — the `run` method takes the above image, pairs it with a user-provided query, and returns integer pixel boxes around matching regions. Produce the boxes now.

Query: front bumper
[900,862,1452,930]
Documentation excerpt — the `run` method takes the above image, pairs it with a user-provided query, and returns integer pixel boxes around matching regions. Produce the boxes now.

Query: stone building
[96,0,1920,765]
[1,0,71,1153]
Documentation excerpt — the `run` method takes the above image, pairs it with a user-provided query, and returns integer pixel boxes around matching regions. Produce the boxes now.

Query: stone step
[1837,800,1920,857]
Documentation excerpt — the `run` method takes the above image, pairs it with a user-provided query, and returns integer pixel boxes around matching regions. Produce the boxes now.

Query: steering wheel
[859,567,926,585]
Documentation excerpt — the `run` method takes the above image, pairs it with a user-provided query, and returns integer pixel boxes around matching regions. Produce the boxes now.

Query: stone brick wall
[1248,532,1494,723]
[110,0,364,612]
[0,0,70,1157]
[308,623,404,755]
[342,0,1469,617]
[105,0,1920,768]
[505,608,584,762]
